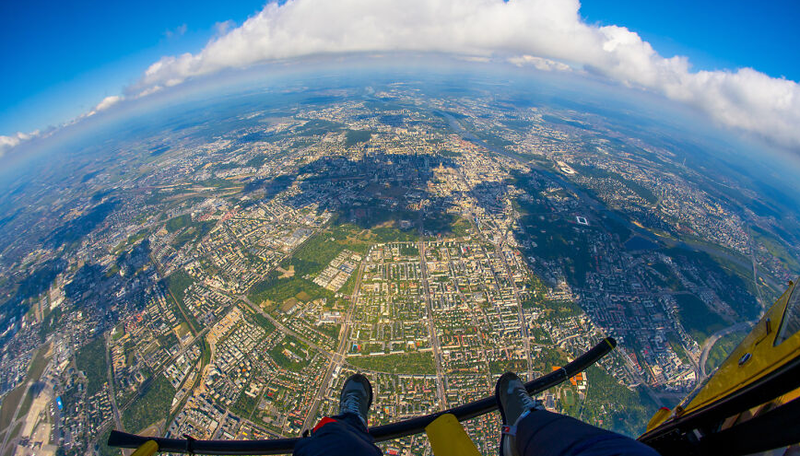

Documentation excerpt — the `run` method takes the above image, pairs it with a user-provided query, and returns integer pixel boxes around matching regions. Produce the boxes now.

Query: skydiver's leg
[496,372,659,456]
[292,412,381,456]
[513,409,660,456]
[293,374,382,456]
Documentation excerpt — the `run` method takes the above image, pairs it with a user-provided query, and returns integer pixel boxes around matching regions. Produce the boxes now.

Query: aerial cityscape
[0,67,798,456]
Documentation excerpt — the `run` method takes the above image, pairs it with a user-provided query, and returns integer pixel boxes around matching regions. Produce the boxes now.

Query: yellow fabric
[131,440,159,456]
[425,413,481,456]
[645,408,671,433]
[683,279,800,415]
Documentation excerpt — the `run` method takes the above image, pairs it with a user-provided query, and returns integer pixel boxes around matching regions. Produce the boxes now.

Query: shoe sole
[495,371,518,426]
[362,374,373,409]
[495,372,519,456]
[343,373,374,410]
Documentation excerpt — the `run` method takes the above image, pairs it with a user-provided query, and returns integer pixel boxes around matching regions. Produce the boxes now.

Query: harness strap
[312,417,339,433]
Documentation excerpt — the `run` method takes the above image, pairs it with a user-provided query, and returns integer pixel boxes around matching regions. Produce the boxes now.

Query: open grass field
[0,384,26,431]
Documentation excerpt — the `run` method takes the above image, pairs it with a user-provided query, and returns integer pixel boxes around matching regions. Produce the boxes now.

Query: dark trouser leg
[514,410,660,456]
[293,413,382,456]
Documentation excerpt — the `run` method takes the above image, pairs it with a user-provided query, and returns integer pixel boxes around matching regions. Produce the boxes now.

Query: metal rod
[108,337,616,455]
[639,351,800,454]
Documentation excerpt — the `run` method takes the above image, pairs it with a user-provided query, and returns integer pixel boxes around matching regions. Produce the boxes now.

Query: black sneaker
[339,373,373,426]
[495,372,544,456]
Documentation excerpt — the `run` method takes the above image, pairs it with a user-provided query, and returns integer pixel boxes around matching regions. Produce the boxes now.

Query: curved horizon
[2,0,800,157]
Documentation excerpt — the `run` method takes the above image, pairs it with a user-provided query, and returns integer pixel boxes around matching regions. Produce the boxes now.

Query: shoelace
[341,391,363,416]
[512,384,538,411]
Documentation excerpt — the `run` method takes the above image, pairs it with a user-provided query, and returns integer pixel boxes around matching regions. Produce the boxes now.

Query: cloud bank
[92,95,124,113]
[0,95,125,156]
[0,131,39,157]
[3,0,798,156]
[131,0,800,150]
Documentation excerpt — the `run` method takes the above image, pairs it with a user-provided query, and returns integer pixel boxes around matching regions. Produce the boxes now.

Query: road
[447,253,494,383]
[494,241,534,381]
[447,157,534,381]
[0,343,56,454]
[748,227,766,308]
[444,109,775,386]
[556,332,584,347]
[149,253,198,336]
[239,294,334,360]
[446,109,778,296]
[105,332,124,431]
[99,251,214,438]
[0,384,30,453]
[698,321,754,379]
[300,257,368,432]
[119,326,210,412]
[418,233,448,409]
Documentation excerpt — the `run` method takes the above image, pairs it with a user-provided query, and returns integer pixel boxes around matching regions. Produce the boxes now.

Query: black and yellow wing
[640,279,800,455]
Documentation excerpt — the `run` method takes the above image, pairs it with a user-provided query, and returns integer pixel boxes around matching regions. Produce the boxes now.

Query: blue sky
[1,0,799,140]
[0,0,264,135]
[580,0,800,80]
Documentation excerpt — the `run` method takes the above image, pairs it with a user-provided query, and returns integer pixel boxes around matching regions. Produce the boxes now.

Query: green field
[339,272,359,296]
[345,130,372,147]
[3,422,23,456]
[752,225,800,273]
[98,427,121,456]
[667,332,690,365]
[705,330,747,373]
[248,272,334,308]
[296,119,345,136]
[121,374,176,433]
[649,262,685,291]
[243,309,276,333]
[39,307,62,341]
[231,383,260,418]
[164,270,200,333]
[291,232,345,277]
[569,163,658,205]
[27,344,50,382]
[530,346,570,373]
[329,223,372,253]
[663,246,759,320]
[16,385,37,420]
[268,335,309,371]
[523,295,583,318]
[348,351,436,374]
[171,220,215,249]
[0,383,26,431]
[542,299,583,317]
[580,365,658,437]
[165,269,195,305]
[112,228,150,255]
[489,358,527,375]
[372,226,418,243]
[75,337,109,397]
[165,214,191,233]
[247,230,349,305]
[316,323,341,340]
[514,192,594,287]
[399,245,419,257]
[674,294,727,344]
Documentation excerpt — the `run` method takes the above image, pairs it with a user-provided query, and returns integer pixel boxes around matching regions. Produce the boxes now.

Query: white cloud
[136,85,164,98]
[128,0,800,150]
[0,135,22,151]
[1,94,124,155]
[86,95,124,117]
[165,23,188,39]
[0,131,39,157]
[214,20,236,36]
[508,55,572,72]
[96,95,124,111]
